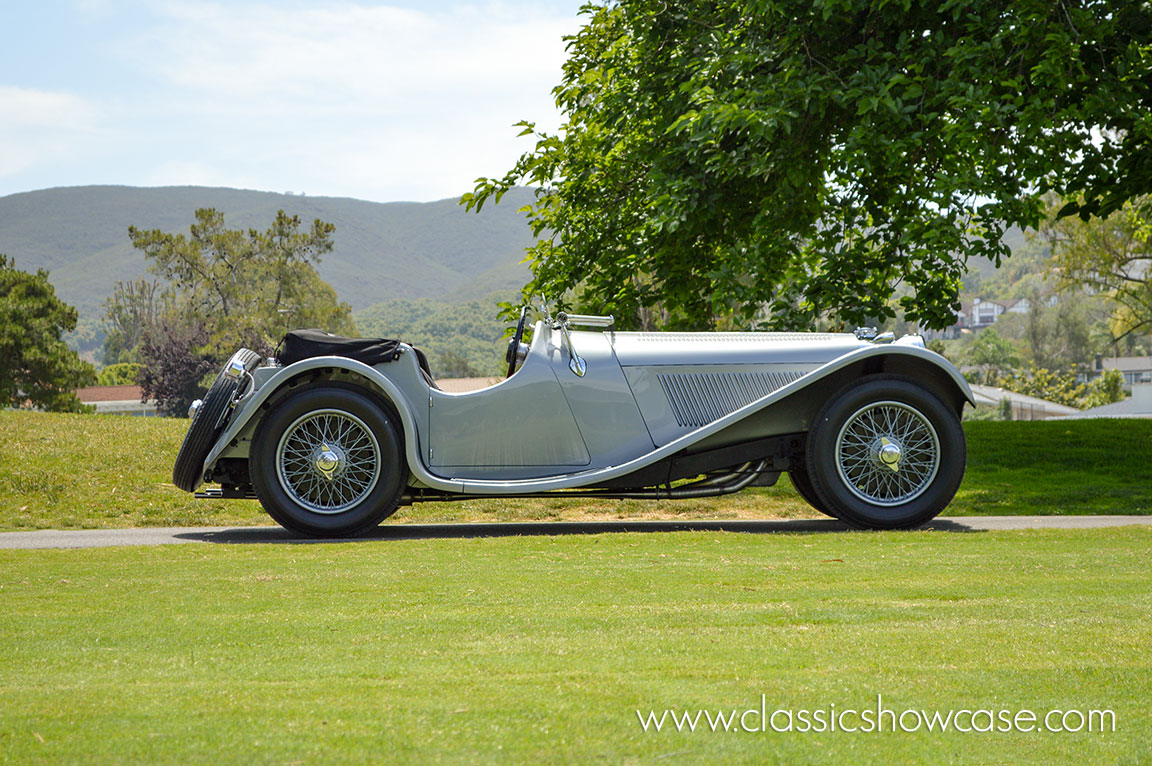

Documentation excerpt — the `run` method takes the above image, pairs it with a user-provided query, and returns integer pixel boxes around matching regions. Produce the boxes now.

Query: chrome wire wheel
[275,408,382,514]
[834,400,940,506]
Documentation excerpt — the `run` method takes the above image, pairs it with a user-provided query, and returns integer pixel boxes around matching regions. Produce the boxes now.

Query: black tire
[805,376,966,529]
[172,348,261,492]
[250,385,407,537]
[788,464,840,520]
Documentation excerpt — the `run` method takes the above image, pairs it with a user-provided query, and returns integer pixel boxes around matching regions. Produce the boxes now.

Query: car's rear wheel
[805,376,965,529]
[250,385,407,537]
[172,348,261,492]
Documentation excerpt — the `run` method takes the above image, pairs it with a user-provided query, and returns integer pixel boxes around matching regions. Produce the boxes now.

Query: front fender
[202,355,467,493]
[820,342,975,410]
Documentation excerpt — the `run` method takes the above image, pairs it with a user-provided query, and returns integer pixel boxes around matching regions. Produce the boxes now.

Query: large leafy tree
[466,0,1152,330]
[0,255,96,412]
[127,209,355,355]
[112,209,356,414]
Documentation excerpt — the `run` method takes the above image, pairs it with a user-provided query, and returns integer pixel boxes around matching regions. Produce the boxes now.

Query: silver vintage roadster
[173,304,972,536]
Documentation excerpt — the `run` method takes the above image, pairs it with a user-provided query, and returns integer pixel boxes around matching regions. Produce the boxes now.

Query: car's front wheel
[250,385,407,537]
[805,376,965,529]
[787,464,839,520]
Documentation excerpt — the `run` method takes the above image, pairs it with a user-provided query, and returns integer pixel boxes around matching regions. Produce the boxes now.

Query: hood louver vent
[658,371,803,428]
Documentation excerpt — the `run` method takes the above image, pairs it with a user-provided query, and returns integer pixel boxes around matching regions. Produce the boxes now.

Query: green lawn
[1,410,1150,531]
[958,420,1152,515]
[0,528,1148,763]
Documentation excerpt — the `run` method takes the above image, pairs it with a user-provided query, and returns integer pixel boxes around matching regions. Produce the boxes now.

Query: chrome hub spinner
[876,437,902,472]
[314,443,343,480]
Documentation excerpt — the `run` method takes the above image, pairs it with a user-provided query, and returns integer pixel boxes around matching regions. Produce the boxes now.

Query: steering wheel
[505,305,529,378]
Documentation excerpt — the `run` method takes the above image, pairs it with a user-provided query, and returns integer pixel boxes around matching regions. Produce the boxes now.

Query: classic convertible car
[173,303,972,536]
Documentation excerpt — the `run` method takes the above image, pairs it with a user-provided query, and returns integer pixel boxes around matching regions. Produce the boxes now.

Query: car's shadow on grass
[175,517,982,544]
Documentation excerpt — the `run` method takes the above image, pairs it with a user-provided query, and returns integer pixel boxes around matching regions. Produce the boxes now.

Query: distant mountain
[0,185,537,320]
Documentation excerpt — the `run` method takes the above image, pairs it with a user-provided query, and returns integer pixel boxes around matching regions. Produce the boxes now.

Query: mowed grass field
[0,528,1149,763]
[2,412,1151,762]
[1,410,1150,531]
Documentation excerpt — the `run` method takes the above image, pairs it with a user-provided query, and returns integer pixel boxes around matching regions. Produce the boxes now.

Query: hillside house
[75,385,159,416]
[1081,355,1152,387]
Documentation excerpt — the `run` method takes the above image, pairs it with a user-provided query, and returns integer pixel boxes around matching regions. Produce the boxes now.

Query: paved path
[1,516,1150,549]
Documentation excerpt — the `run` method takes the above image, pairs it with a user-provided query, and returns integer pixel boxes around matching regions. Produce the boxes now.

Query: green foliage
[962,328,1022,382]
[113,209,358,414]
[467,0,1152,331]
[0,255,95,412]
[1042,195,1152,343]
[991,290,1112,374]
[998,398,1014,422]
[959,404,999,422]
[61,315,105,361]
[354,296,512,378]
[95,362,141,386]
[129,209,356,355]
[1082,368,1127,410]
[993,365,1087,408]
[100,278,171,364]
[986,365,1126,410]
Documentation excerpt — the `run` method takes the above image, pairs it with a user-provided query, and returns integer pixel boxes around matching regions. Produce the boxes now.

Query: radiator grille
[658,370,804,428]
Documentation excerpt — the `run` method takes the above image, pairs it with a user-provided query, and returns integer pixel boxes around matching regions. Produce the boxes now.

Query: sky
[0,0,586,203]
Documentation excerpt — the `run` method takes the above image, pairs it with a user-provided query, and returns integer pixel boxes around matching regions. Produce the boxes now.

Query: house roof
[968,384,1080,415]
[1053,397,1152,419]
[1101,357,1152,373]
[76,384,144,403]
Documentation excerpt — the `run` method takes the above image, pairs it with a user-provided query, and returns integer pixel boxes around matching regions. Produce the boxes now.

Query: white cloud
[119,1,581,201]
[152,2,572,97]
[0,86,100,177]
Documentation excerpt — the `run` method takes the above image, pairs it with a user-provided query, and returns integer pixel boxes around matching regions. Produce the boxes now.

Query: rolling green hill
[354,295,514,378]
[0,185,536,321]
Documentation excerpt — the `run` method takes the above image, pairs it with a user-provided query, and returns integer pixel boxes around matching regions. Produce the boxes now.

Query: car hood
[608,331,869,367]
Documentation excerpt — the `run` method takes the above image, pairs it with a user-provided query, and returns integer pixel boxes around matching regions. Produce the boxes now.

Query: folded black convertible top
[276,329,403,367]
